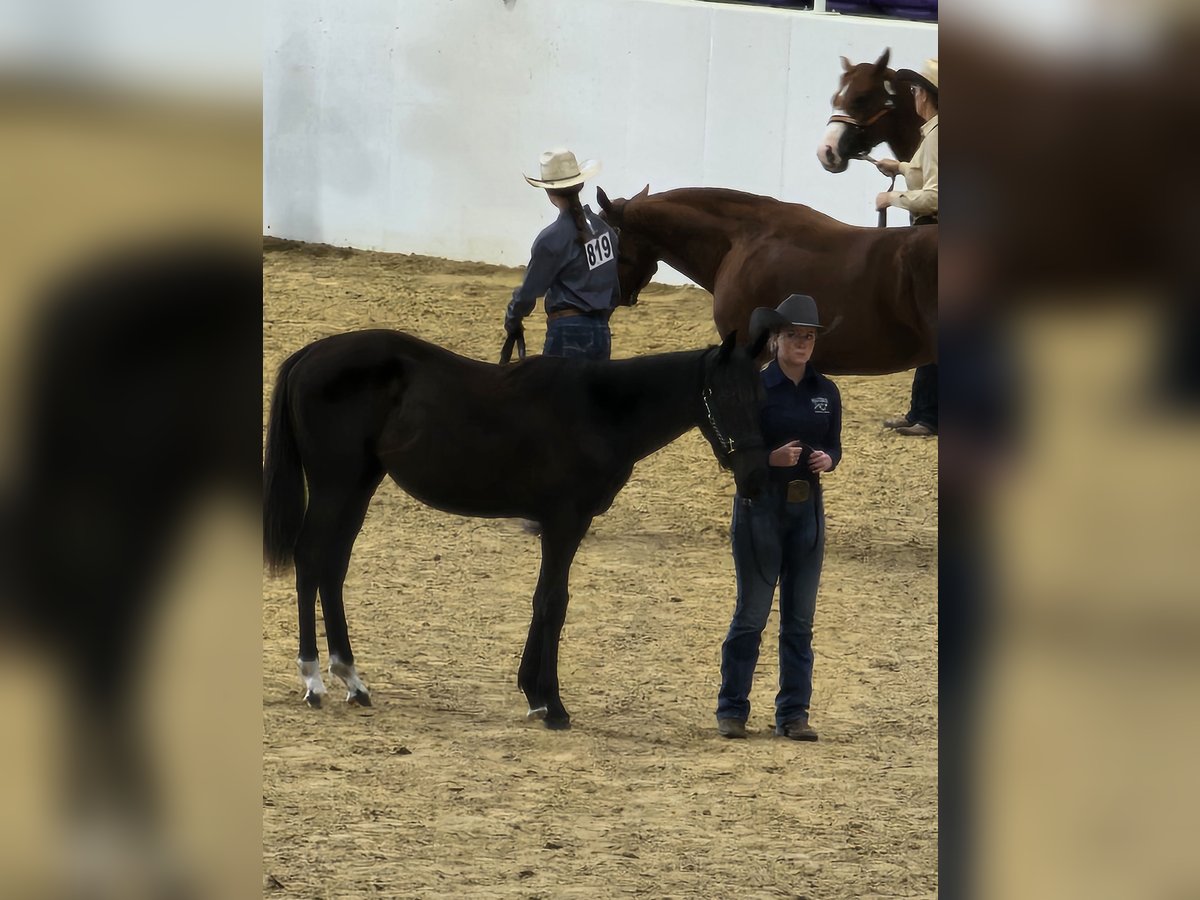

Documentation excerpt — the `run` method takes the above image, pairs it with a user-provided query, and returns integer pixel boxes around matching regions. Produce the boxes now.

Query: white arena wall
[263,0,936,285]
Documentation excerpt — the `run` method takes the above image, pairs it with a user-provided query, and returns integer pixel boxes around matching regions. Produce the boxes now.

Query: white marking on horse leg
[298,657,327,700]
[329,655,369,702]
[817,121,848,170]
[526,706,548,721]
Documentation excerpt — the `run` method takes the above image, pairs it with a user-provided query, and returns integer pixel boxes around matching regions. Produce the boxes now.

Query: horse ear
[635,184,650,200]
[874,48,891,72]
[596,186,612,212]
[749,327,771,360]
[717,330,737,362]
[840,55,852,73]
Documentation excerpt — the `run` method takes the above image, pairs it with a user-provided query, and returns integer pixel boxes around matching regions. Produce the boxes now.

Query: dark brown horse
[817,48,924,174]
[598,186,937,376]
[263,329,769,729]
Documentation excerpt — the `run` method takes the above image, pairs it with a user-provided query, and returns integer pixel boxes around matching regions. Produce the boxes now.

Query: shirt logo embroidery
[812,396,830,413]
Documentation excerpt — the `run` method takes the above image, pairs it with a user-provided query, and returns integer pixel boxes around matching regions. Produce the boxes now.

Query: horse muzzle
[730,449,769,499]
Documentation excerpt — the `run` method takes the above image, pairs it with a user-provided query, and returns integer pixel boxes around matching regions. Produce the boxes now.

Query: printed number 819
[584,233,614,270]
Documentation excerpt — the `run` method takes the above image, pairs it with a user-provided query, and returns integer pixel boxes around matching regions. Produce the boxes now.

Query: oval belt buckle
[786,480,810,503]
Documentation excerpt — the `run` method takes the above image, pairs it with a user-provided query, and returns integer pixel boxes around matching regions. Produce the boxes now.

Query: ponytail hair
[548,184,589,247]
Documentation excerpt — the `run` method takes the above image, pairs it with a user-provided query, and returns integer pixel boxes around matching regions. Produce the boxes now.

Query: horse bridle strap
[827,107,892,129]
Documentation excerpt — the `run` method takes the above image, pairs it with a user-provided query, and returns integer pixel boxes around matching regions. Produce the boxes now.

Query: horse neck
[883,103,924,162]
[628,198,733,292]
[595,349,707,462]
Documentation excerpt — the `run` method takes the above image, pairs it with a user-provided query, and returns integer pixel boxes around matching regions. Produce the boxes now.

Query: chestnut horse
[817,47,924,174]
[597,186,937,376]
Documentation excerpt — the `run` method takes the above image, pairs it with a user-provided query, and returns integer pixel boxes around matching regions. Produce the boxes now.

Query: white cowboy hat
[523,148,601,189]
[896,58,938,95]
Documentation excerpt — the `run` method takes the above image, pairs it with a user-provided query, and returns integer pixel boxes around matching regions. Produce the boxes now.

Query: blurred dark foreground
[0,75,261,899]
[942,6,1200,898]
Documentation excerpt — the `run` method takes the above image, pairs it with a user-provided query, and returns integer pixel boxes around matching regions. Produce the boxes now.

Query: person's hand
[875,158,901,176]
[807,450,833,473]
[769,440,805,467]
[875,191,893,211]
[504,315,524,338]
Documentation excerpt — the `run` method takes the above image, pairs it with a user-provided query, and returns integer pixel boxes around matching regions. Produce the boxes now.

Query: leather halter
[826,105,893,130]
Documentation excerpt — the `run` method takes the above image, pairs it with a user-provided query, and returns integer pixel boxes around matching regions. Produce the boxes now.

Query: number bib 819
[584,232,614,270]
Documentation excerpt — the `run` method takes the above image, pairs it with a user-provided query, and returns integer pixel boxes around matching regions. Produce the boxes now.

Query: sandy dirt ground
[262,240,937,899]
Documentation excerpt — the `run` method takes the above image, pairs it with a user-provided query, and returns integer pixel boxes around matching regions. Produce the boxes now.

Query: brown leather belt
[546,308,601,322]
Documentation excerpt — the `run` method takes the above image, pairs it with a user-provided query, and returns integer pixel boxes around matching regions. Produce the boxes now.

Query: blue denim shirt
[506,206,620,323]
[761,359,843,487]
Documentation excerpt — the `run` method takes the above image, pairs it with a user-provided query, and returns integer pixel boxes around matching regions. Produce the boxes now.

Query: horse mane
[635,187,848,232]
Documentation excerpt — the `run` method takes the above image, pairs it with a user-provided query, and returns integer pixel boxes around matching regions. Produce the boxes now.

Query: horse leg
[294,565,324,707]
[517,602,546,719]
[293,473,379,707]
[318,484,380,707]
[524,516,591,729]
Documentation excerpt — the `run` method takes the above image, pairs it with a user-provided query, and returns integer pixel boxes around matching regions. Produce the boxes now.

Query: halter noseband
[826,104,893,130]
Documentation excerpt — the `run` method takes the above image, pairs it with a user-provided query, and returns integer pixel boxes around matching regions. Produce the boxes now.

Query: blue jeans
[906,363,938,431]
[543,315,611,360]
[717,486,825,726]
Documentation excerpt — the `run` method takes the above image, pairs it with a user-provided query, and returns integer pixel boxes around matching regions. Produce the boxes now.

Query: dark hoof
[348,690,372,707]
[543,716,572,731]
[304,690,322,709]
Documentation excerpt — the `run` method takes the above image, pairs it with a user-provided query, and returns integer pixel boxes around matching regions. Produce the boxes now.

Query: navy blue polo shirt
[506,205,620,320]
[760,359,843,487]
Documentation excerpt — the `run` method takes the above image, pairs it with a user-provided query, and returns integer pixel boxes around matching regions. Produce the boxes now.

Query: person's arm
[825,382,843,470]
[505,231,566,328]
[890,129,938,217]
[808,382,843,473]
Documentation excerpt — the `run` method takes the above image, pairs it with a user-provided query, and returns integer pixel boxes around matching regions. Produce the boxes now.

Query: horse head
[597,185,657,307]
[818,48,907,172]
[699,331,770,499]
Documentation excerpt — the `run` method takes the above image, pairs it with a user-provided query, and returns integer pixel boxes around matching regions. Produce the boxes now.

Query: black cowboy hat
[895,58,938,96]
[749,294,823,343]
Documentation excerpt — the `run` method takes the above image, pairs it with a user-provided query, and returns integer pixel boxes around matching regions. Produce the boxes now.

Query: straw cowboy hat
[523,148,601,189]
[896,58,938,95]
[749,294,823,342]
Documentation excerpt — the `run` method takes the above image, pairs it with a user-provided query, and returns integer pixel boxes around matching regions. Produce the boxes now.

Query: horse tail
[263,346,310,574]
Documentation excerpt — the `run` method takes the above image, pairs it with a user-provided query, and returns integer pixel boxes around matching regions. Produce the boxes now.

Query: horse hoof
[526,706,548,721]
[348,690,372,707]
[543,716,572,731]
[304,690,322,709]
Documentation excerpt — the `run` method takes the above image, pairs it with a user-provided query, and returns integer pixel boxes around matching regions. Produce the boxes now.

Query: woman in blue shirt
[504,148,620,360]
[716,294,843,741]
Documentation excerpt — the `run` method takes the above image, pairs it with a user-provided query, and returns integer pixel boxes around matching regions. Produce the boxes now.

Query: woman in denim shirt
[504,148,620,360]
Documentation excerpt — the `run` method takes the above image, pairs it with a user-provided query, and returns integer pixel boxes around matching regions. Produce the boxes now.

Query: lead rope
[855,154,896,228]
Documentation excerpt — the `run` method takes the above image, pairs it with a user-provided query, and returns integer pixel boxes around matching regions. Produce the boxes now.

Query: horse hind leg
[330,656,371,707]
[295,564,325,707]
[293,470,381,708]
[298,656,326,708]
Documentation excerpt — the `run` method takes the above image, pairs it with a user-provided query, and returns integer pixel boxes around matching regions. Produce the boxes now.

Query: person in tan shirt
[875,58,938,435]
[876,59,939,225]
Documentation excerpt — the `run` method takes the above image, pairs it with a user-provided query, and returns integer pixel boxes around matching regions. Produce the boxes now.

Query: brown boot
[775,718,818,741]
[895,422,936,436]
[717,718,747,739]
